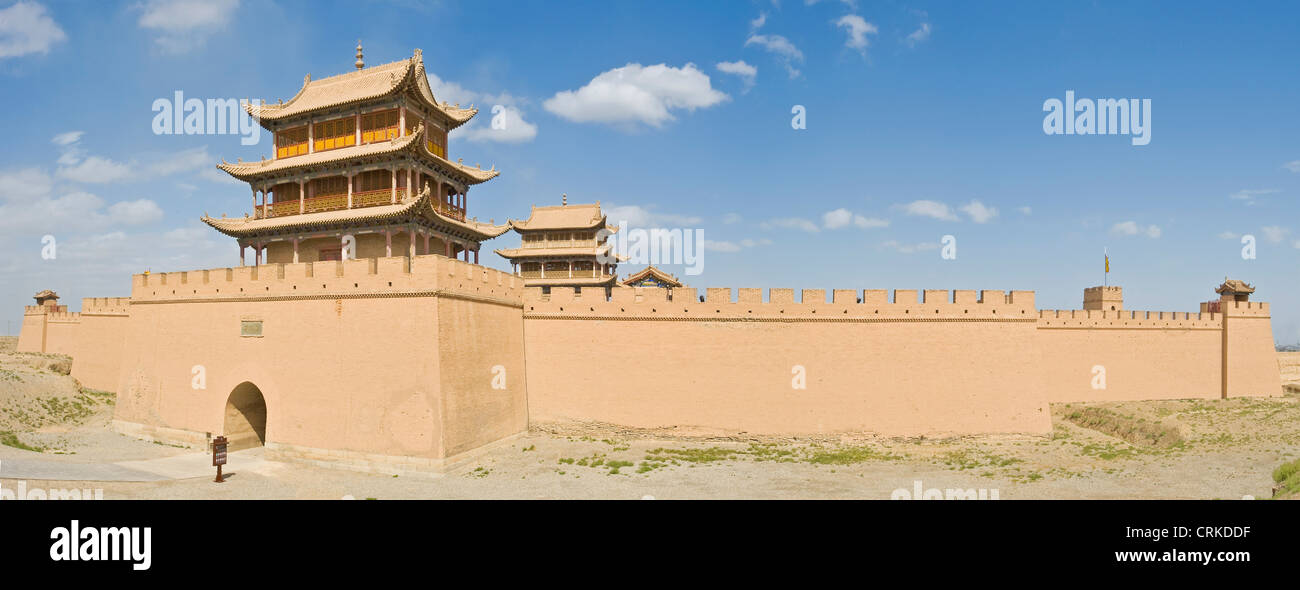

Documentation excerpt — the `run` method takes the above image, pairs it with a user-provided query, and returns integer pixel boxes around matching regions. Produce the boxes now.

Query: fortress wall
[42,311,82,356]
[1036,308,1223,402]
[70,298,131,392]
[114,255,528,467]
[1223,302,1283,398]
[522,287,1051,437]
[16,306,49,353]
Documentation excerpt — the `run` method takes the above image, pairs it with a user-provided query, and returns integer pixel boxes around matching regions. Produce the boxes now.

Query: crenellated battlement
[23,304,67,315]
[129,255,526,306]
[45,311,82,323]
[1037,308,1221,329]
[1222,300,1270,317]
[523,286,1037,320]
[81,297,131,316]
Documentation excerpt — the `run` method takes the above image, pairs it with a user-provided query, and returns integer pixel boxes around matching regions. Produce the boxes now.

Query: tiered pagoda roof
[620,266,683,288]
[494,202,622,262]
[216,125,498,185]
[1216,279,1255,295]
[201,183,509,242]
[245,49,477,130]
[507,203,614,232]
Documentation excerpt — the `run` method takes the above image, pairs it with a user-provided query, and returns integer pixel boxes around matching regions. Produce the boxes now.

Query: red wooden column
[347,173,353,209]
[390,169,397,204]
[385,230,392,257]
[408,228,416,257]
[423,232,430,254]
[292,238,299,263]
[239,243,245,266]
[298,179,305,214]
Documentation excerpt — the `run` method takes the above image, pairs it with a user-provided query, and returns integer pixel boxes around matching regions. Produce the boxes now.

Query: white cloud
[722,213,743,224]
[1283,160,1300,173]
[703,240,742,253]
[705,237,772,253]
[0,178,163,234]
[604,204,702,227]
[750,12,767,31]
[1261,226,1290,244]
[761,217,820,232]
[1229,188,1278,205]
[57,156,134,184]
[960,200,998,224]
[899,199,959,221]
[0,167,54,202]
[136,0,239,54]
[544,63,728,128]
[880,240,939,254]
[1017,206,1032,215]
[461,105,538,144]
[834,15,878,55]
[745,34,804,78]
[51,131,83,146]
[427,72,538,143]
[716,60,757,92]
[0,2,67,59]
[1218,231,1240,240]
[822,208,853,229]
[147,146,212,177]
[1111,221,1161,238]
[906,22,932,46]
[822,208,888,229]
[107,199,165,225]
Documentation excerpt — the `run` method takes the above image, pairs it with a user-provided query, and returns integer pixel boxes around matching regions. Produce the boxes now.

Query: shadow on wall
[224,382,267,451]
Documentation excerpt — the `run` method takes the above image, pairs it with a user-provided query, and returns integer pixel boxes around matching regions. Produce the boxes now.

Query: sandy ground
[1,336,1297,500]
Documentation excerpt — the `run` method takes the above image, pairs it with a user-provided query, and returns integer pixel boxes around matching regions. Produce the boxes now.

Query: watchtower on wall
[1083,285,1123,311]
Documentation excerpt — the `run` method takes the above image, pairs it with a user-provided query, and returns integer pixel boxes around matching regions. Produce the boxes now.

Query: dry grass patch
[1062,406,1184,449]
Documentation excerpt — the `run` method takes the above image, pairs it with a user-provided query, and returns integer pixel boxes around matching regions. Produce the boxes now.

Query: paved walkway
[0,448,271,482]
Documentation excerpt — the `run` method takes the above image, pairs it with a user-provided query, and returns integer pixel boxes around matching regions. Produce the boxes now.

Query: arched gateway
[224,382,268,451]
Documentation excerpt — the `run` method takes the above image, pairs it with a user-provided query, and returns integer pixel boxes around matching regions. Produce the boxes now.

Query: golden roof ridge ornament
[355,40,364,70]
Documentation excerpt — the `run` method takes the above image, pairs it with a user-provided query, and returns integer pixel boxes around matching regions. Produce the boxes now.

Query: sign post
[212,435,228,483]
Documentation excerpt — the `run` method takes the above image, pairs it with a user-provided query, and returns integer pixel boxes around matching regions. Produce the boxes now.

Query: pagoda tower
[203,46,508,265]
[493,196,622,291]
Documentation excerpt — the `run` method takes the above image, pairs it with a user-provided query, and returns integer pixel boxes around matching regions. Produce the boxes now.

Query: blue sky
[1,0,1298,343]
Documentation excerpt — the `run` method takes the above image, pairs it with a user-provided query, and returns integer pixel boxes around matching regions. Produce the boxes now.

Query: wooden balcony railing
[436,204,465,221]
[521,239,596,249]
[353,188,404,208]
[520,270,542,278]
[258,189,407,218]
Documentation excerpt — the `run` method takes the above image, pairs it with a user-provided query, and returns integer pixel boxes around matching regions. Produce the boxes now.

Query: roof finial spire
[562,193,567,207]
[355,40,364,70]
